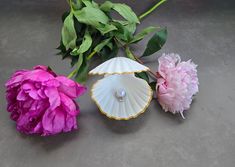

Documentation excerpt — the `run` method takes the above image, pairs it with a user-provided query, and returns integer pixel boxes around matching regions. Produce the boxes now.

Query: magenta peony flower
[156,53,199,118]
[5,65,86,136]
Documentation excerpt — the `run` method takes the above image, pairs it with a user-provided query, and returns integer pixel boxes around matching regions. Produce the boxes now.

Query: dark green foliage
[135,72,149,83]
[57,0,167,83]
[149,82,157,91]
[142,28,167,57]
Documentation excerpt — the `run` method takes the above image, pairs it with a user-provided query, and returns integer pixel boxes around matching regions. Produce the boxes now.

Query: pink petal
[52,109,65,133]
[43,79,60,87]
[37,89,46,99]
[42,109,54,132]
[23,70,54,83]
[22,82,35,91]
[157,53,199,118]
[60,93,78,116]
[44,87,61,110]
[5,70,27,88]
[33,122,43,134]
[22,82,40,100]
[17,90,28,101]
[64,115,77,132]
[34,65,57,77]
[56,76,86,98]
[42,108,65,135]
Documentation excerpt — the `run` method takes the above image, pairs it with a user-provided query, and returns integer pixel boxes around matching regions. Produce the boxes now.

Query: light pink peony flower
[156,53,199,118]
[5,65,86,136]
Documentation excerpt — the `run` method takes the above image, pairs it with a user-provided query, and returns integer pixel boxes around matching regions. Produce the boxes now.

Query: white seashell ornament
[89,57,149,75]
[90,57,153,120]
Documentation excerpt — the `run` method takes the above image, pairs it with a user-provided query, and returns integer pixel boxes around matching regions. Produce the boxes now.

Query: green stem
[67,69,77,79]
[67,50,97,78]
[87,50,97,60]
[139,0,167,20]
[128,49,158,79]
[68,0,74,12]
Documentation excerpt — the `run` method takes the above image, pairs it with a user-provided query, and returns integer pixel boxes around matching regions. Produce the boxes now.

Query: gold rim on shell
[88,68,150,76]
[90,76,153,121]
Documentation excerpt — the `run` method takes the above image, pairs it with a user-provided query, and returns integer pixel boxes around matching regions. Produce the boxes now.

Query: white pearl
[115,89,126,102]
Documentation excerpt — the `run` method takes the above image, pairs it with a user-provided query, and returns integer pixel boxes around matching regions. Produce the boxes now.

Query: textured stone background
[0,0,235,167]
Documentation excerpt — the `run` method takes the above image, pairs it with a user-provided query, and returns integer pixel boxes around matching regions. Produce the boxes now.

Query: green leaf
[101,2,139,23]
[91,1,99,8]
[114,20,136,34]
[71,0,83,10]
[76,53,84,70]
[112,22,133,42]
[95,23,117,35]
[81,0,92,7]
[135,72,149,83]
[57,39,73,61]
[142,28,167,57]
[74,6,109,25]
[149,82,157,91]
[57,39,67,53]
[100,1,113,12]
[62,11,70,22]
[74,6,117,34]
[124,22,136,34]
[73,18,84,36]
[62,13,77,50]
[100,42,118,61]
[94,38,112,52]
[112,3,139,23]
[106,42,113,50]
[82,0,98,8]
[130,26,158,43]
[71,28,92,56]
[75,55,89,83]
[71,56,78,67]
[70,52,84,68]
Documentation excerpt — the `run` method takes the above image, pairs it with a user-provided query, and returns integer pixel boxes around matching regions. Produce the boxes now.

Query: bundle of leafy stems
[57,0,167,88]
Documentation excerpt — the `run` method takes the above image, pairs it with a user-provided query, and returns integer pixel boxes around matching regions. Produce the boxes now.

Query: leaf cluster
[57,0,167,84]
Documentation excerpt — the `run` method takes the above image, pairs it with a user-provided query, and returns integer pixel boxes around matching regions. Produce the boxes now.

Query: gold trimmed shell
[91,74,153,120]
[89,57,150,75]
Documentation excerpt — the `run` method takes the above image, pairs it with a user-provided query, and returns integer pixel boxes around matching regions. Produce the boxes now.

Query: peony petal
[42,109,54,132]
[22,82,40,100]
[33,122,43,134]
[56,76,86,98]
[75,83,87,97]
[37,89,46,99]
[158,53,181,77]
[157,53,199,117]
[22,99,34,109]
[5,65,83,136]
[28,90,40,100]
[64,115,77,132]
[22,82,35,91]
[42,108,65,135]
[23,69,55,83]
[43,79,60,87]
[52,109,65,133]
[5,70,27,88]
[34,65,57,77]
[60,92,78,116]
[17,90,28,101]
[44,87,61,110]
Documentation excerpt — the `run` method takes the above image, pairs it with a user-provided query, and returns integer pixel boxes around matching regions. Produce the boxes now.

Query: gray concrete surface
[0,0,235,167]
